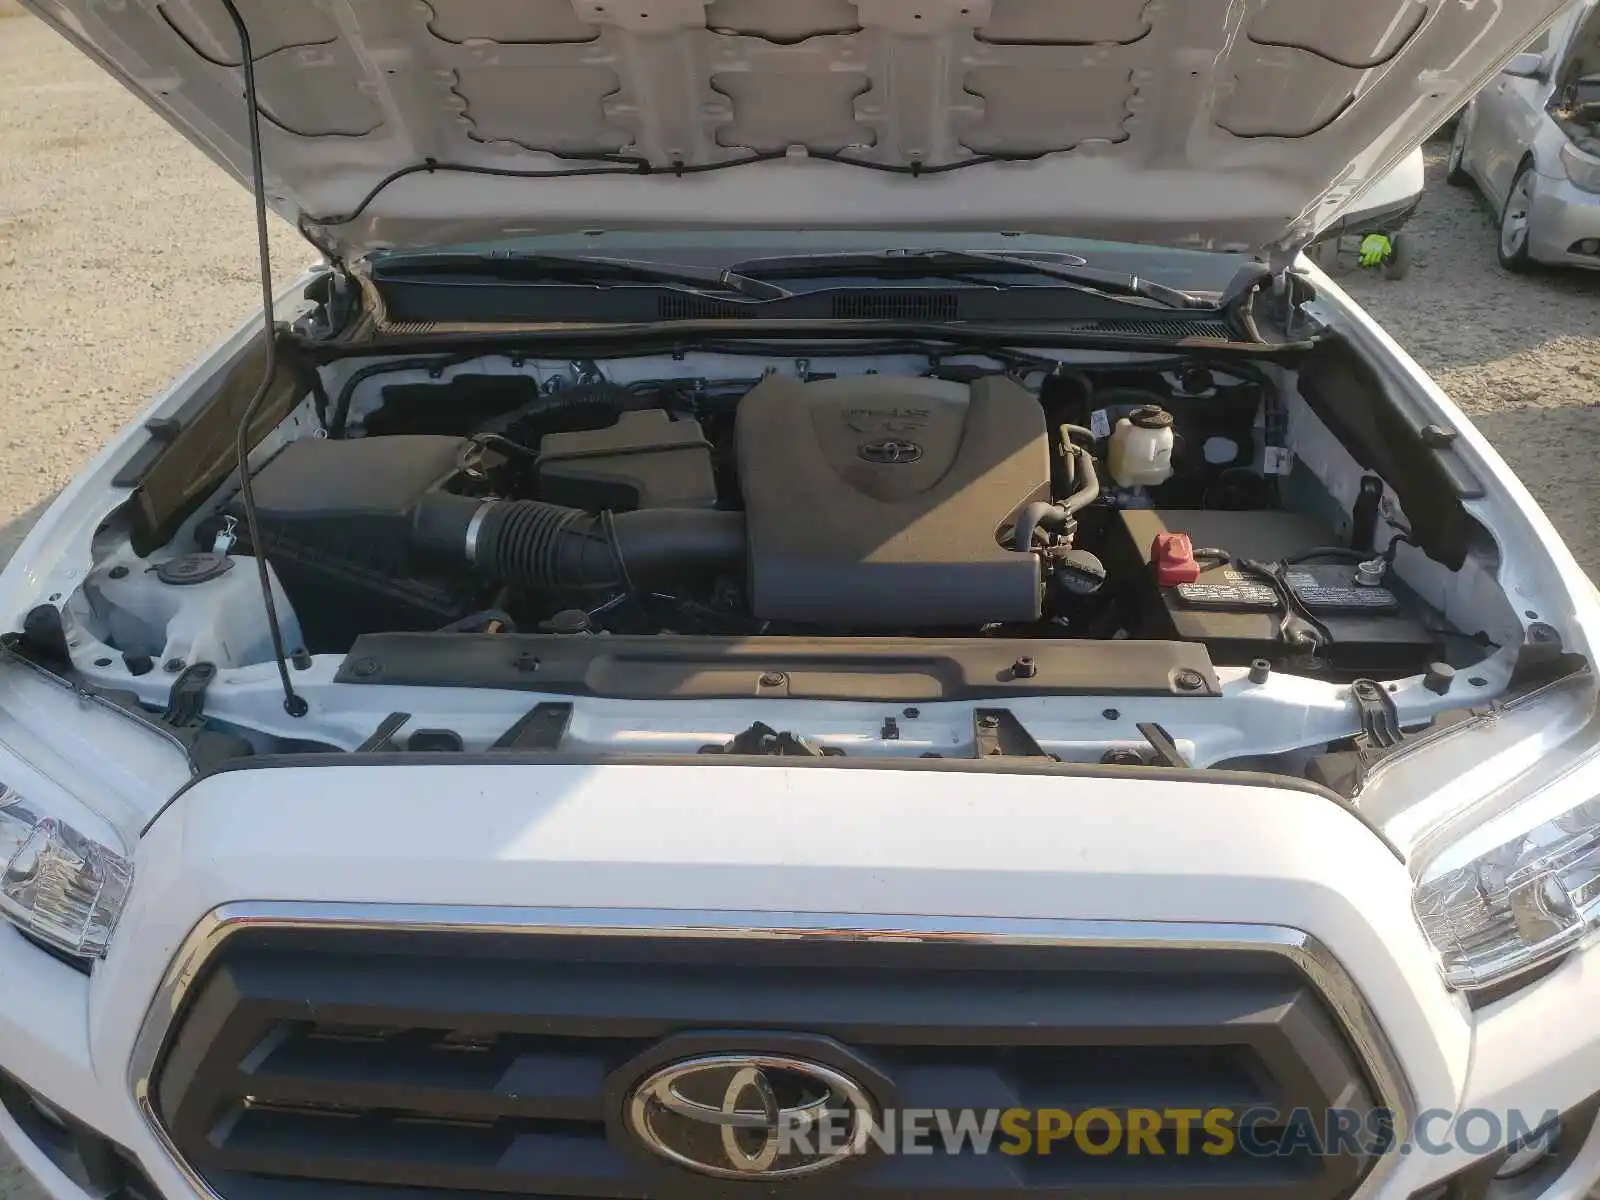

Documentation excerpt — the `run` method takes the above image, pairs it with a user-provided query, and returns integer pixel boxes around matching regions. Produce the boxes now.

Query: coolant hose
[1013,446,1101,551]
[412,493,746,591]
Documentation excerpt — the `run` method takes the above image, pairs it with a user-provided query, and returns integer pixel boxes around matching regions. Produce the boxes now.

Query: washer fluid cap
[155,552,234,586]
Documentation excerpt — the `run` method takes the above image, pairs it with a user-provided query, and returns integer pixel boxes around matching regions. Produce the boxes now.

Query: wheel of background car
[1497,161,1535,272]
[1445,119,1472,186]
[1382,232,1413,280]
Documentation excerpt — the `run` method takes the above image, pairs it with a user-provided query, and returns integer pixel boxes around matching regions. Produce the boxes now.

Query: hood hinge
[1267,242,1303,277]
[1266,267,1321,339]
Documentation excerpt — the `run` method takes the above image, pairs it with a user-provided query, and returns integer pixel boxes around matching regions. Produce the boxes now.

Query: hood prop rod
[219,0,307,719]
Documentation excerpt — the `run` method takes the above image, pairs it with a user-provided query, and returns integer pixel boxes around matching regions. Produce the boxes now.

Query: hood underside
[25,0,1570,260]
[1553,1,1600,128]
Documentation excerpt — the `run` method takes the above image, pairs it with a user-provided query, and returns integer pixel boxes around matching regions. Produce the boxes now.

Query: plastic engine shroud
[735,374,1051,627]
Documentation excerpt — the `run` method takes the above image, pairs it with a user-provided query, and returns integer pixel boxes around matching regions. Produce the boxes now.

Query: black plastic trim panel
[333,633,1225,699]
[370,277,1236,336]
[150,926,1380,1200]
[1293,339,1483,569]
[0,1069,159,1200]
[285,323,1306,366]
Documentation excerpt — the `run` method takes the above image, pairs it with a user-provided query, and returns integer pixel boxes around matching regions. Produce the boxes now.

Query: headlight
[1413,727,1600,991]
[1560,139,1600,193]
[0,783,131,959]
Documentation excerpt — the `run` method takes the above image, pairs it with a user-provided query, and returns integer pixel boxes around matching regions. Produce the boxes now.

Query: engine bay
[9,331,1552,780]
[65,346,1508,686]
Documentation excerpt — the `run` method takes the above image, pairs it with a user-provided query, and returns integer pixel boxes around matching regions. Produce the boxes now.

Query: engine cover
[736,374,1049,626]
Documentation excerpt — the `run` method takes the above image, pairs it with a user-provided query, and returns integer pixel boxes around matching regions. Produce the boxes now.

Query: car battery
[1113,509,1438,670]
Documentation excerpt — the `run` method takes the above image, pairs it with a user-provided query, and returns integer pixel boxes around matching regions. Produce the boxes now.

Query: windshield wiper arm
[918,249,1214,310]
[372,251,790,301]
[732,248,1215,310]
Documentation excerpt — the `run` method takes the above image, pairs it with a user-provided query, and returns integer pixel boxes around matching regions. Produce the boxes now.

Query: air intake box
[205,436,480,651]
[536,409,717,511]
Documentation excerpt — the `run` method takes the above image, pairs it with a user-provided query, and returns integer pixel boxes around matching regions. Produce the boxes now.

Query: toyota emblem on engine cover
[625,1053,878,1179]
[859,438,923,464]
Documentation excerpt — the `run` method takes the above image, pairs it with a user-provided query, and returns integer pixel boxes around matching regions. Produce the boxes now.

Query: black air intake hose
[412,493,745,591]
[474,380,670,445]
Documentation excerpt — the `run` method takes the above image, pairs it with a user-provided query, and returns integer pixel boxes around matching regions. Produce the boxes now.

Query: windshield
[370,231,1254,296]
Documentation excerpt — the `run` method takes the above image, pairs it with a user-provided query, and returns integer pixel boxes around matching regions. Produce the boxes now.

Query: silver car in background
[1448,0,1600,270]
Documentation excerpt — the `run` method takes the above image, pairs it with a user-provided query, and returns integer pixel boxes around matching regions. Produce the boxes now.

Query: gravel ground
[4,11,1600,1198]
[1329,147,1600,565]
[0,12,312,566]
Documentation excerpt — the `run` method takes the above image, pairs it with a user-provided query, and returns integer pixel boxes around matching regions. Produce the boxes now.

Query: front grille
[149,924,1383,1200]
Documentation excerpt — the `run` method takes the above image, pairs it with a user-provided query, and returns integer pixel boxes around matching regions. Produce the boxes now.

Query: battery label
[1286,569,1400,613]
[1174,580,1281,610]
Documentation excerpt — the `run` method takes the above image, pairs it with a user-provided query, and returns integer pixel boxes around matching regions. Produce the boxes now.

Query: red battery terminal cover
[1151,532,1201,586]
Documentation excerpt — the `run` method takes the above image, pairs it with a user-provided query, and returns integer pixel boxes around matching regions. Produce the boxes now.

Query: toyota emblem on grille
[858,438,923,464]
[625,1053,877,1179]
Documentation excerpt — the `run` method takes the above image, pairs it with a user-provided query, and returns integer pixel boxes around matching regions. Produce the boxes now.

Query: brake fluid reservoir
[1108,406,1175,488]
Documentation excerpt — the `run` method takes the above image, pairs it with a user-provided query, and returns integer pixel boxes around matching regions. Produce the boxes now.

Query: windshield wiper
[732,248,1215,310]
[371,251,790,301]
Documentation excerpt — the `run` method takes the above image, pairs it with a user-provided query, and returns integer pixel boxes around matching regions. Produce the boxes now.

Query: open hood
[25,0,1572,261]
[1551,0,1600,127]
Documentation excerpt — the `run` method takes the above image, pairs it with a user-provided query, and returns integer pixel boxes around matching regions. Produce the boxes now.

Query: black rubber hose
[475,380,664,443]
[606,508,749,581]
[1013,501,1067,553]
[412,493,745,591]
[1062,447,1100,514]
[1013,446,1100,551]
[481,501,604,587]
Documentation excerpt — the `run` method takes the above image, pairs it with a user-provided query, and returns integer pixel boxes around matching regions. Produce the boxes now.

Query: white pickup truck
[1,3,1598,1200]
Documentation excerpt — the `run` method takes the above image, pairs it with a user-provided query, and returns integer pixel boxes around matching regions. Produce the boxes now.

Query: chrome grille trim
[129,903,1416,1200]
